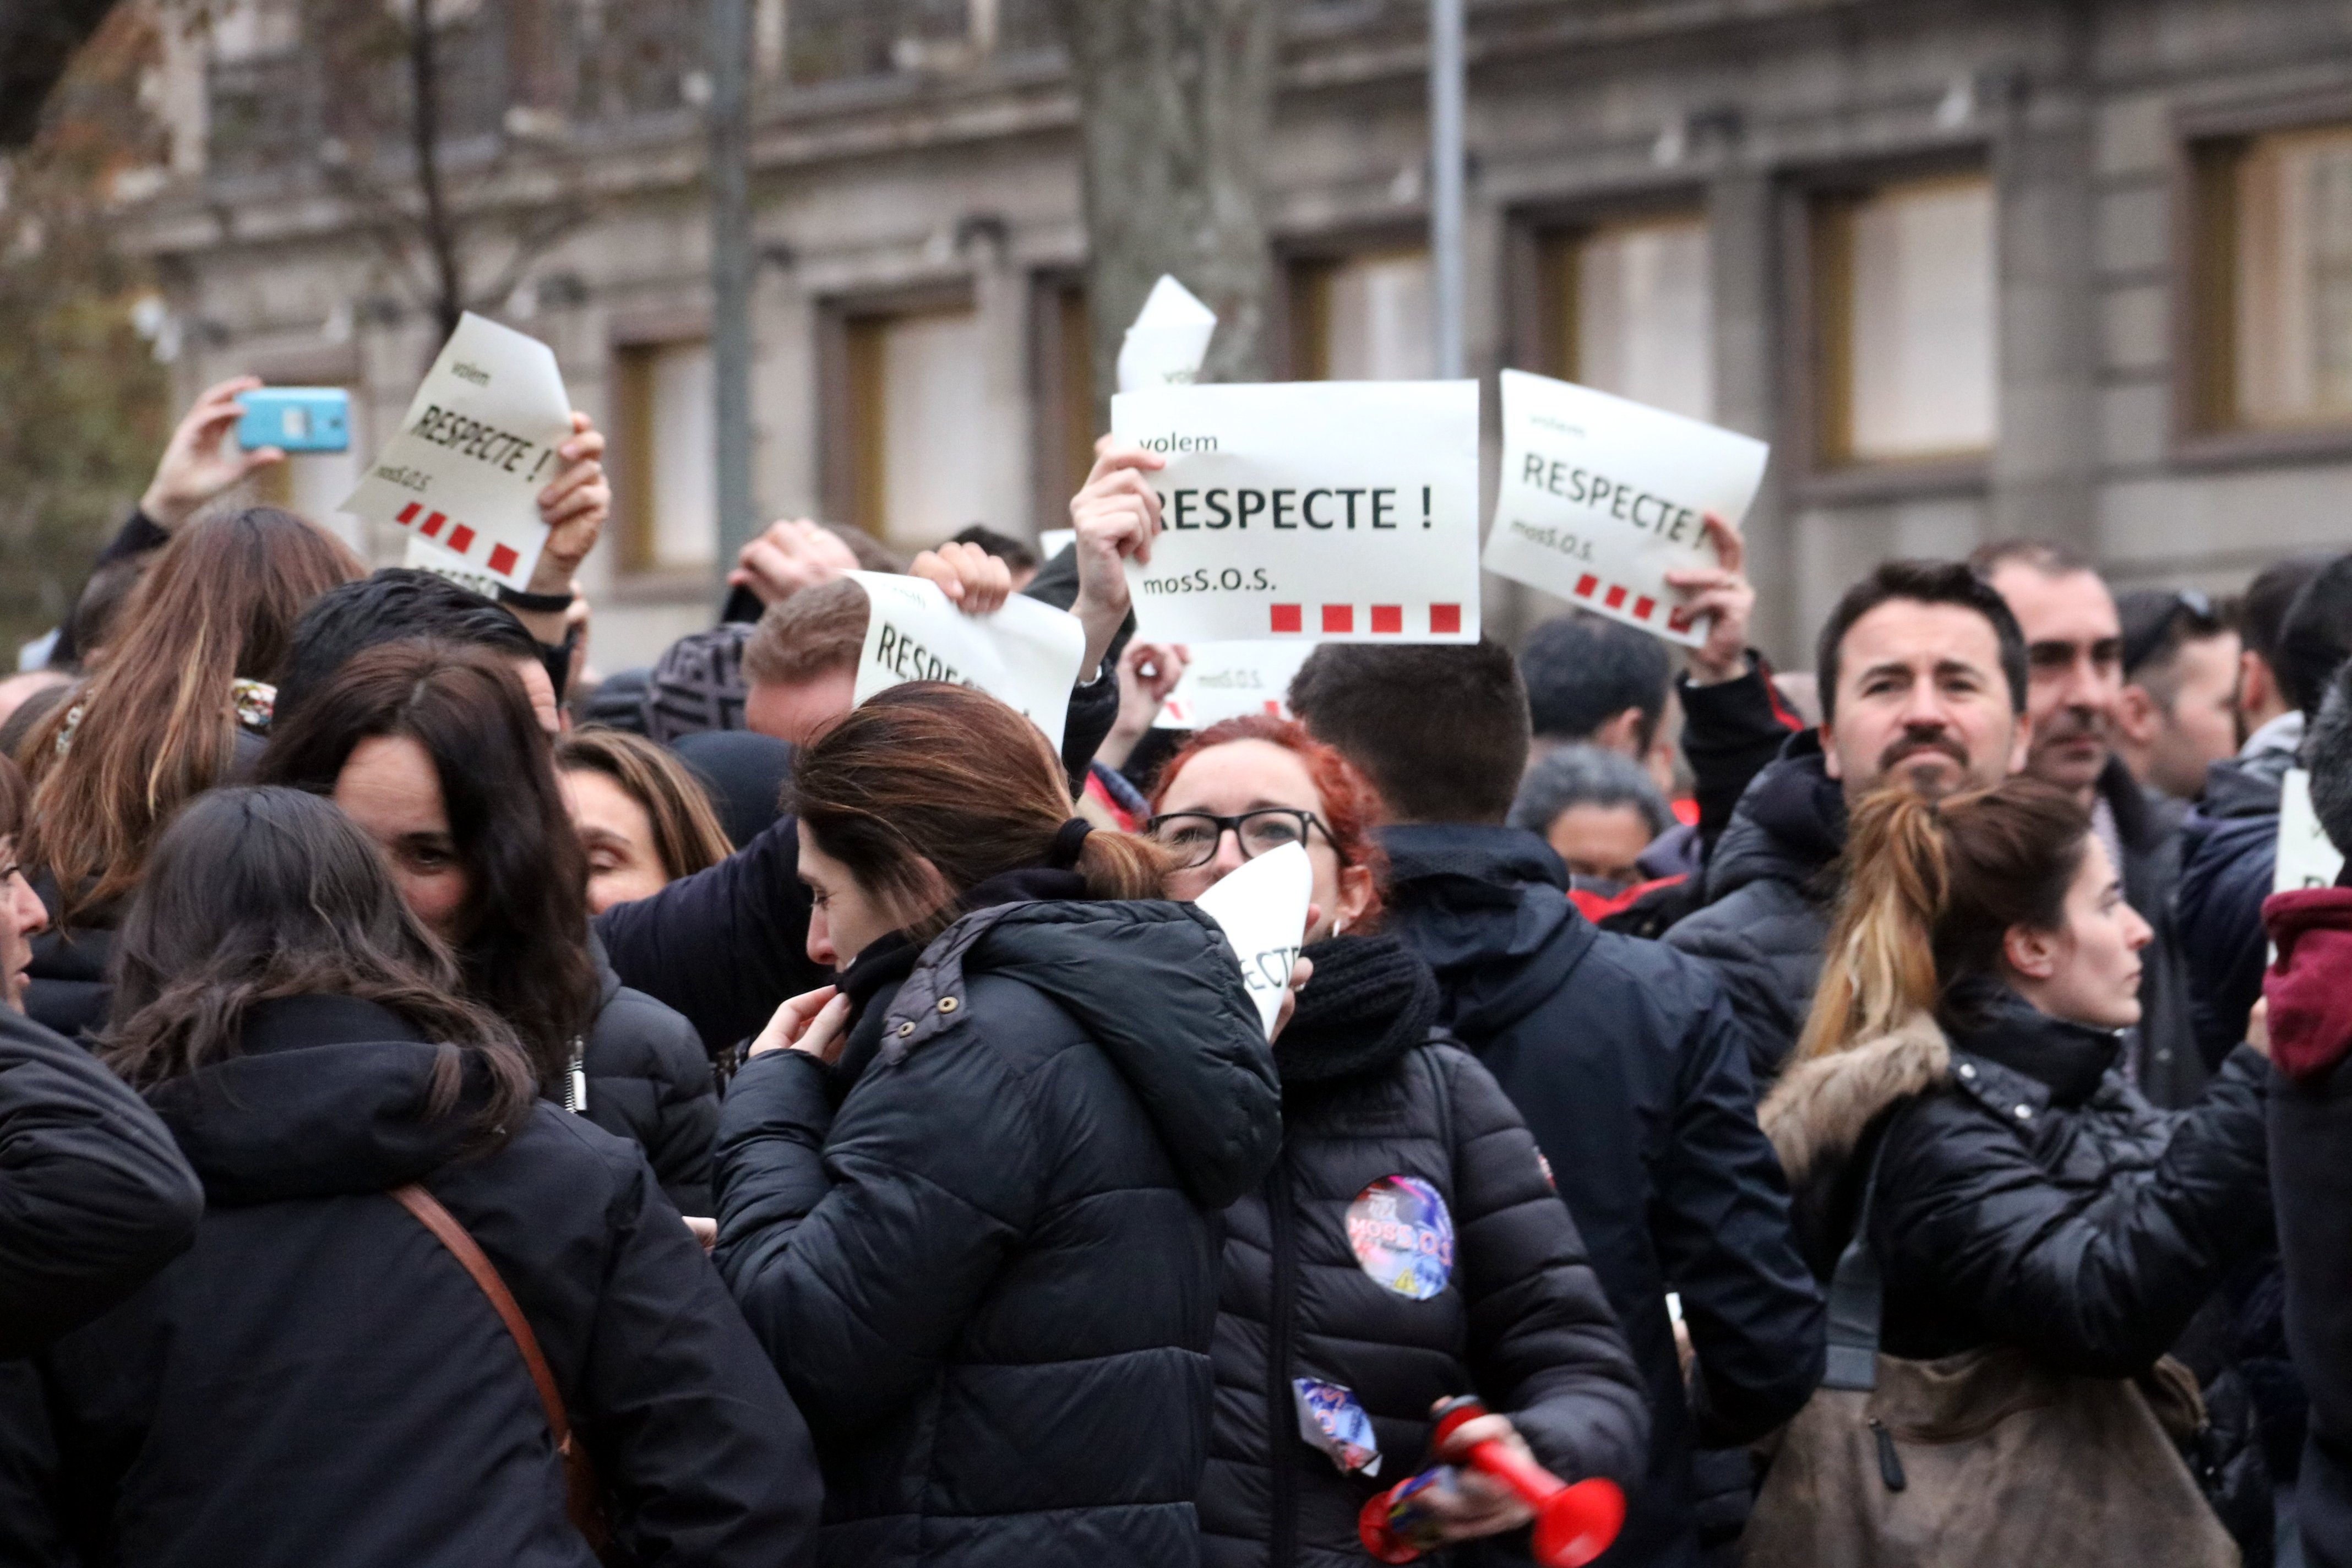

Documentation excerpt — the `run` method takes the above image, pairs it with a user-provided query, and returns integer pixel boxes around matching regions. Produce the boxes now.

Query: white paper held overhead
[846,572,1088,751]
[1482,369,1768,649]
[1192,841,1314,1039]
[1113,380,1481,644]
[402,532,500,600]
[339,312,574,591]
[2275,769,2345,896]
[1117,274,1218,395]
[1155,641,1314,729]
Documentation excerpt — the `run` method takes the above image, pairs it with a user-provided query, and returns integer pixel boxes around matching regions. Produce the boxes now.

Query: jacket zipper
[1265,1155,1299,1568]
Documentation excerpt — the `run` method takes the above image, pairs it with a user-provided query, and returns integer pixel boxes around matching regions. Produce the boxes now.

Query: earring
[1333,917,1347,938]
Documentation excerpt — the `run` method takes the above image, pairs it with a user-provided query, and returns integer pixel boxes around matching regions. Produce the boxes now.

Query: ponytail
[1074,829,1173,902]
[1796,790,1947,1062]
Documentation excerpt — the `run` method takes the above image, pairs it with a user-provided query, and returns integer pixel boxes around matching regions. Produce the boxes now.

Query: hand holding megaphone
[1358,1396,1625,1566]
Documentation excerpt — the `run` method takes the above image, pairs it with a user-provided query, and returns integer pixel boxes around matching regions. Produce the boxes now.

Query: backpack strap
[391,1183,606,1549]
[1821,1136,1891,1393]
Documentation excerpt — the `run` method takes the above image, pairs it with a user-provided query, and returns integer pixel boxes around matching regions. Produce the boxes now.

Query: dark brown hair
[1815,558,2028,723]
[1151,714,1390,926]
[0,754,26,847]
[556,726,733,883]
[742,579,869,688]
[255,640,597,1087]
[23,508,364,923]
[102,787,535,1151]
[1287,639,1530,825]
[1797,775,2090,1060]
[791,682,1171,943]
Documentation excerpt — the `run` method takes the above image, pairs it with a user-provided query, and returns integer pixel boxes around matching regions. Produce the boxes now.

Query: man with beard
[1971,540,2205,1107]
[1665,560,2028,1080]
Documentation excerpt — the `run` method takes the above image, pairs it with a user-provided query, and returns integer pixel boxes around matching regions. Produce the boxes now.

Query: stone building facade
[128,0,2352,669]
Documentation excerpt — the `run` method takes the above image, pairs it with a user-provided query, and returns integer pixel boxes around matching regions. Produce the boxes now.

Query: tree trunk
[1053,0,1281,426]
[406,6,465,341]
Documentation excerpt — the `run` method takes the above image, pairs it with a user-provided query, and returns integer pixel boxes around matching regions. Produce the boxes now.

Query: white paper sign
[1193,841,1313,1038]
[1038,529,1076,562]
[340,312,571,591]
[1155,641,1314,729]
[2275,768,2345,896]
[1482,369,1769,649]
[402,533,500,600]
[1113,381,1481,644]
[1117,274,1218,394]
[847,571,1087,751]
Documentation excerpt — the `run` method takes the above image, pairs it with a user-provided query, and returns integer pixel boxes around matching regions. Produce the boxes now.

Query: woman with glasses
[1149,715,1647,1567]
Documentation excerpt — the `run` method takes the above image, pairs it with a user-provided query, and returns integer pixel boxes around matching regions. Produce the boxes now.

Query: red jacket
[2262,886,2352,1082]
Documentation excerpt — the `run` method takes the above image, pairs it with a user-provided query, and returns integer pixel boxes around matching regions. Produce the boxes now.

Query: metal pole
[1429,0,1466,380]
[709,0,756,604]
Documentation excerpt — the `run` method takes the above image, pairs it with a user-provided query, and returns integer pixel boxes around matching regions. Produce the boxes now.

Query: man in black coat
[1289,641,1825,1568]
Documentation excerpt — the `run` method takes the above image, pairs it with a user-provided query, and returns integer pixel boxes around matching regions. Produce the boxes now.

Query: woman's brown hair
[23,508,363,924]
[1796,775,2090,1063]
[556,727,734,883]
[791,682,1172,943]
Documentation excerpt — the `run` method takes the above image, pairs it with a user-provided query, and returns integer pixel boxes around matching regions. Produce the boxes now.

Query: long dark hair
[1797,776,2089,1061]
[792,683,1170,942]
[255,640,598,1087]
[23,508,363,923]
[101,787,533,1148]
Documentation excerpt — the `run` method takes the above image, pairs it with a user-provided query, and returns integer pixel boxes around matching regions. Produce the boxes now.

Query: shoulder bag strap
[390,1183,607,1548]
[1821,1135,1891,1393]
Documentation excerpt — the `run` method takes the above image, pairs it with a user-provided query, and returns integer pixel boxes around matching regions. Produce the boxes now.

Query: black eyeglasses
[1147,809,1325,870]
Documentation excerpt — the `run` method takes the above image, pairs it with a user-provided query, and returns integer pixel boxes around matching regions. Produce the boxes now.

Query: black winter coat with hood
[0,995,820,1568]
[714,879,1283,1568]
[1201,934,1648,1568]
[578,940,718,1215]
[1378,826,1824,1568]
[2178,741,2299,1071]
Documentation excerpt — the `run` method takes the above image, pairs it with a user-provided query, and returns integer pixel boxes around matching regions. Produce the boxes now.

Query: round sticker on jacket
[1346,1175,1455,1300]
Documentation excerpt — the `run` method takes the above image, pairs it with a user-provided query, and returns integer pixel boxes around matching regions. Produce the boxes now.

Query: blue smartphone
[237,387,350,453]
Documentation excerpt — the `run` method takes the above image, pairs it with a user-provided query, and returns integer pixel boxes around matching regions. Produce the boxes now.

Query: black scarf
[1274,933,1442,1088]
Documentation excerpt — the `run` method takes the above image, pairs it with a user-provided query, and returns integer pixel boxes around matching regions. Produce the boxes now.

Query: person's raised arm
[137,376,286,532]
[505,412,608,650]
[1066,441,1166,682]
[728,520,862,612]
[1664,513,1803,852]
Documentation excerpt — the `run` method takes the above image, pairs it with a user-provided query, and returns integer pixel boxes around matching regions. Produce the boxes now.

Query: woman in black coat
[712,683,1283,1568]
[1760,778,2273,1552]
[0,786,818,1567]
[1148,716,1649,1567]
[258,639,718,1213]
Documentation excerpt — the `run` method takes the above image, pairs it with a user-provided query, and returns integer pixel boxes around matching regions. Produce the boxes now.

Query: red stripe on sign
[1604,584,1629,611]
[448,524,476,554]
[396,502,422,525]
[1633,596,1656,620]
[1271,604,1303,634]
[487,543,518,576]
[1370,605,1403,634]
[1667,606,1697,633]
[1574,574,1599,598]
[421,511,447,538]
[1262,700,1282,716]
[1431,604,1462,635]
[1322,605,1354,634]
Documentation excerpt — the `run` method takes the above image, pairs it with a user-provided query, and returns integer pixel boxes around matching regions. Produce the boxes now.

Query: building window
[2192,123,2352,432]
[1811,172,1996,465]
[1543,213,1713,420]
[1292,249,1433,380]
[615,340,717,574]
[845,305,988,548]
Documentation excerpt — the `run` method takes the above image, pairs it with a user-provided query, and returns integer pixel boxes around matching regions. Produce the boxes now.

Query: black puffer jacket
[580,942,718,1215]
[2179,740,2300,1071]
[1662,736,1843,1084]
[1,995,820,1567]
[715,881,1282,1568]
[1202,935,1648,1568]
[0,1008,201,1357]
[1380,826,1823,1568]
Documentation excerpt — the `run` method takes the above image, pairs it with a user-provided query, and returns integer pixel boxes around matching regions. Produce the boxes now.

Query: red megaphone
[1357,1397,1626,1567]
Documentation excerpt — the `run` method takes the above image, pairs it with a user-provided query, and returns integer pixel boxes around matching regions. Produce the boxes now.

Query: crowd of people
[0,372,2346,1568]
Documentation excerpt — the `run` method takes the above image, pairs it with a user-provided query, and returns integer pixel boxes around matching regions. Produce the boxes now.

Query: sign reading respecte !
[1482,369,1770,649]
[340,312,574,592]
[1112,380,1482,644]
[847,571,1088,752]
[1155,641,1314,729]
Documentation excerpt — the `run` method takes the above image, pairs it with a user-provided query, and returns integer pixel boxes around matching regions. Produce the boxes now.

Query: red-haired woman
[1148,715,1647,1566]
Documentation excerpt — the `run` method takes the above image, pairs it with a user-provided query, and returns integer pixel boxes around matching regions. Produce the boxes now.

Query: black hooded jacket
[714,885,1282,1568]
[2,996,820,1568]
[0,1008,200,1358]
[1200,934,1648,1568]
[1378,826,1824,1568]
[2178,744,2300,1070]
[580,942,718,1215]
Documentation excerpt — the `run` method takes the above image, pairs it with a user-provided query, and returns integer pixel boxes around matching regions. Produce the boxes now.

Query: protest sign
[1117,274,1218,394]
[1194,841,1313,1038]
[2275,769,2344,896]
[1112,380,1481,644]
[1154,641,1313,729]
[1482,369,1768,649]
[846,571,1087,751]
[402,533,500,600]
[340,312,573,591]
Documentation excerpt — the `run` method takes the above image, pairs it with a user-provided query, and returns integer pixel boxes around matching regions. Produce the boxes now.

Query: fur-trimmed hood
[1759,1013,1950,1190]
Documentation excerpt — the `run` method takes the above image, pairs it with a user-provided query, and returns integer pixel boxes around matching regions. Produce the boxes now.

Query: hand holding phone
[237,387,351,453]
